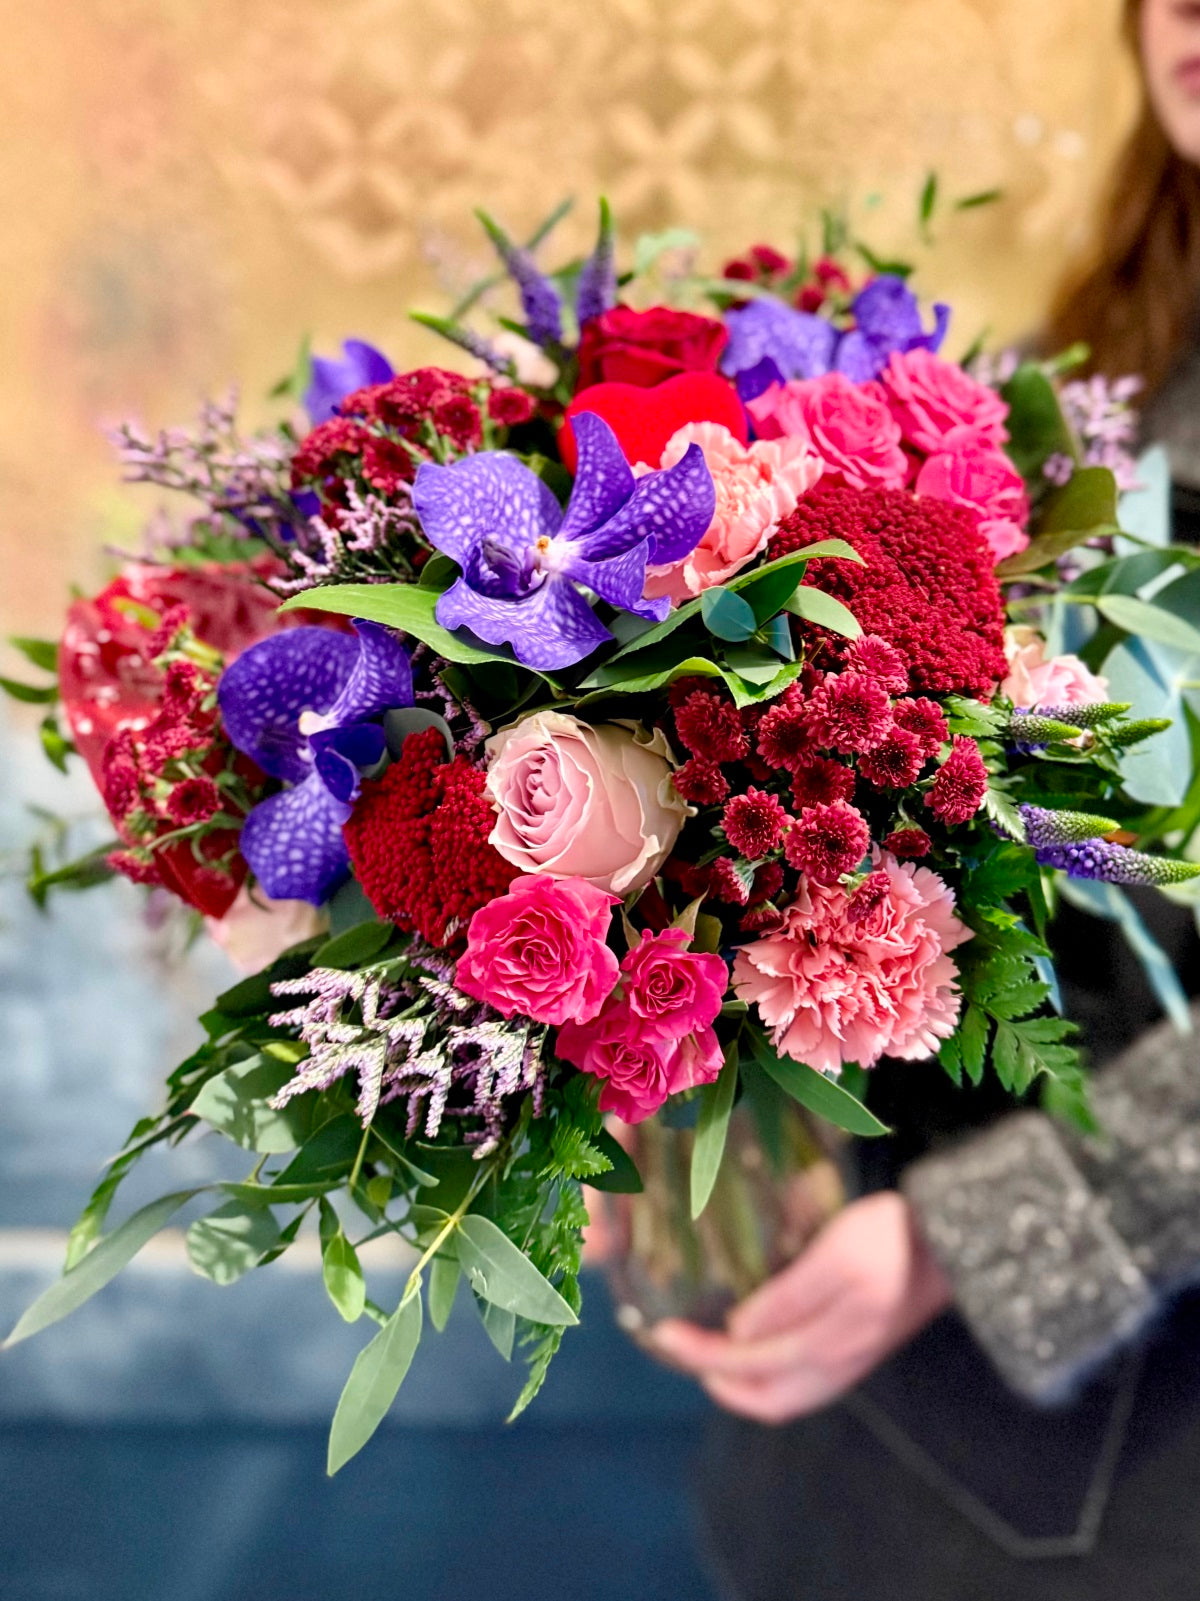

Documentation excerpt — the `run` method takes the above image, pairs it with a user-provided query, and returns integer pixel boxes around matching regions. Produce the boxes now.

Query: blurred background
[0,1,1135,1596]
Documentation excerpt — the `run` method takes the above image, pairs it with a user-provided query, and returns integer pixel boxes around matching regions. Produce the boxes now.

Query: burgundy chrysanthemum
[708,856,751,906]
[432,394,483,450]
[790,755,856,810]
[106,848,163,888]
[166,775,222,827]
[488,387,536,427]
[672,755,731,806]
[847,634,909,694]
[769,486,1007,695]
[858,724,925,790]
[722,788,789,858]
[892,696,949,758]
[847,869,893,923]
[748,859,785,906]
[882,826,932,859]
[784,800,871,886]
[756,685,811,771]
[804,672,892,755]
[674,687,750,763]
[291,417,372,485]
[925,736,989,826]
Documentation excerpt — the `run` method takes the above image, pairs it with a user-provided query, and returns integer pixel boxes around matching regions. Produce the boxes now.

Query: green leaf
[312,920,395,970]
[8,635,58,672]
[701,588,758,641]
[4,1189,202,1347]
[918,170,938,234]
[428,1255,460,1333]
[690,1040,740,1220]
[455,1215,579,1326]
[189,1055,313,1153]
[723,644,788,685]
[749,1036,889,1136]
[1000,363,1076,479]
[39,715,75,773]
[582,1127,644,1193]
[319,1199,367,1322]
[276,1114,364,1185]
[578,650,723,696]
[187,1202,281,1286]
[0,675,57,704]
[1040,465,1119,535]
[783,587,862,639]
[280,583,534,672]
[478,1299,517,1361]
[960,1004,990,1086]
[737,564,805,626]
[327,1293,423,1474]
[955,187,1003,210]
[1093,595,1200,656]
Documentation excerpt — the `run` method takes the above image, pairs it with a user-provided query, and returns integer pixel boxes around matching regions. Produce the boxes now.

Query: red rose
[575,305,728,391]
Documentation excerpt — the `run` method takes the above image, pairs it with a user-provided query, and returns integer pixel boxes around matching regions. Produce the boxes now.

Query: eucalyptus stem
[397,1160,494,1311]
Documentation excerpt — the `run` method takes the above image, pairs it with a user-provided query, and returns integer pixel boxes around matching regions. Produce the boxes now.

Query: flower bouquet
[7,198,1200,1472]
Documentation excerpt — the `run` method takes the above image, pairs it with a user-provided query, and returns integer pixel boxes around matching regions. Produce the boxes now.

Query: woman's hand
[649,1190,952,1424]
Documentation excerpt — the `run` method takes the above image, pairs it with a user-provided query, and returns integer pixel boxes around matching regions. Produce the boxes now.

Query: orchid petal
[568,545,668,619]
[412,453,562,567]
[435,574,611,671]
[833,330,879,383]
[217,628,358,782]
[325,619,413,726]
[558,412,636,539]
[722,301,837,382]
[240,772,351,905]
[304,339,393,424]
[580,442,715,564]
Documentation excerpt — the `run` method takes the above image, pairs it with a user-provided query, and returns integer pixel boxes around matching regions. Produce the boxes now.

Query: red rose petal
[558,371,748,471]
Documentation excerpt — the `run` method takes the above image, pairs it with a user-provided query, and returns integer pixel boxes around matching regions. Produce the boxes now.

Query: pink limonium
[1001,626,1110,709]
[732,849,971,1076]
[914,425,1030,562]
[746,371,908,492]
[642,422,823,603]
[455,874,619,1027]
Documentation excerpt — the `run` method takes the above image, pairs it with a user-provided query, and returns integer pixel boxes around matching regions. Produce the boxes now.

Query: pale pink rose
[620,927,728,1042]
[456,874,619,1026]
[915,425,1030,561]
[732,849,971,1075]
[485,711,690,895]
[1001,626,1110,708]
[746,372,907,491]
[641,422,823,602]
[205,889,326,974]
[556,1000,724,1123]
[880,348,1009,456]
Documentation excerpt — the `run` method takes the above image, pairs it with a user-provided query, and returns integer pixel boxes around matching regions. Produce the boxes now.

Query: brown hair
[1047,0,1200,394]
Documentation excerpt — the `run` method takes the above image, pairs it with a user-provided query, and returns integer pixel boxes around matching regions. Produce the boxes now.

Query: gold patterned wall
[0,0,1135,654]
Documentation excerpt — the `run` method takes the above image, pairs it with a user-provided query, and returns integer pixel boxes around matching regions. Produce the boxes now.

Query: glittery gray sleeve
[902,1012,1200,1403]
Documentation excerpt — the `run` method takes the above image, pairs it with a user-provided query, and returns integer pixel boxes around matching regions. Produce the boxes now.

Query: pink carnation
[732,849,971,1075]
[556,1002,724,1123]
[456,874,619,1026]
[1001,627,1110,709]
[643,422,823,602]
[881,348,1009,456]
[747,372,907,492]
[915,426,1030,562]
[620,927,728,1043]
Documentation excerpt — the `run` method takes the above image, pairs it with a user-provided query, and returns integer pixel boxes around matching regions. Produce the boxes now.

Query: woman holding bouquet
[659,3,1200,1594]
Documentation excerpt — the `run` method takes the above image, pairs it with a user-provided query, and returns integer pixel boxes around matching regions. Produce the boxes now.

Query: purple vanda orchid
[218,620,413,905]
[411,411,715,672]
[304,339,394,424]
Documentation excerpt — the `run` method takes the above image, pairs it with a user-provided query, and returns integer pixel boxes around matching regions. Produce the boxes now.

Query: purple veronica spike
[412,411,714,672]
[480,216,563,348]
[218,620,413,903]
[1035,839,1200,887]
[722,300,838,384]
[304,339,394,424]
[576,205,617,326]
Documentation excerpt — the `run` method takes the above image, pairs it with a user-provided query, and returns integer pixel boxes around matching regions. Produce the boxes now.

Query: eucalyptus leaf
[455,1215,579,1325]
[750,1037,889,1136]
[690,1041,740,1220]
[1094,594,1200,656]
[327,1293,423,1474]
[701,588,758,642]
[428,1255,460,1332]
[1117,445,1172,551]
[276,1114,364,1185]
[187,1202,281,1286]
[1039,466,1119,535]
[319,1201,367,1323]
[478,1298,517,1361]
[189,1056,313,1154]
[1092,638,1191,806]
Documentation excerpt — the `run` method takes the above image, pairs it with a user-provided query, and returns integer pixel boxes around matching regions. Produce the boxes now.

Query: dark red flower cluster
[924,736,989,826]
[883,826,932,859]
[785,800,871,886]
[722,788,789,858]
[769,486,1008,695]
[721,249,852,313]
[344,727,517,950]
[804,672,892,756]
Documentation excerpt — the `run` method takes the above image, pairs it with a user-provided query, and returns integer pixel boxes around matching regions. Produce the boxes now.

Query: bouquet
[8,197,1200,1473]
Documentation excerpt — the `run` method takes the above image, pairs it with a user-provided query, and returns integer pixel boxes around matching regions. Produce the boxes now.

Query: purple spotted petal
[852,277,923,349]
[722,301,837,381]
[568,545,669,619]
[412,454,562,567]
[325,620,413,726]
[240,773,351,904]
[736,356,785,405]
[558,413,636,539]
[217,628,359,782]
[580,443,715,564]
[304,339,394,424]
[436,574,611,671]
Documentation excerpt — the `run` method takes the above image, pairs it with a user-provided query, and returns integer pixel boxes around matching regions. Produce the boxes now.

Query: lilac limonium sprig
[304,339,394,424]
[1036,839,1200,887]
[411,410,715,671]
[217,619,413,904]
[1019,804,1122,848]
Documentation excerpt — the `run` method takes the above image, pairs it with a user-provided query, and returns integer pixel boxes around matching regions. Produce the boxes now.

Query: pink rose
[642,422,823,603]
[485,711,691,895]
[620,927,728,1042]
[1001,627,1110,708]
[746,372,907,491]
[915,426,1030,561]
[880,348,1009,456]
[456,874,619,1026]
[556,1002,724,1123]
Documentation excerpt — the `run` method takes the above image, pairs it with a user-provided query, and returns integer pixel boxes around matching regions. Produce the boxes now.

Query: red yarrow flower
[883,826,932,859]
[722,788,789,858]
[925,737,988,826]
[166,775,222,827]
[487,388,536,427]
[858,724,926,790]
[784,800,871,886]
[804,672,892,756]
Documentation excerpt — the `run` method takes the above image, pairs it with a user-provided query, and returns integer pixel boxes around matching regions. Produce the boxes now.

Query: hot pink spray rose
[620,927,728,1041]
[1001,626,1110,708]
[732,850,971,1075]
[455,874,619,1026]
[746,372,908,491]
[915,425,1030,561]
[485,711,691,895]
[641,422,823,602]
[881,348,1009,456]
